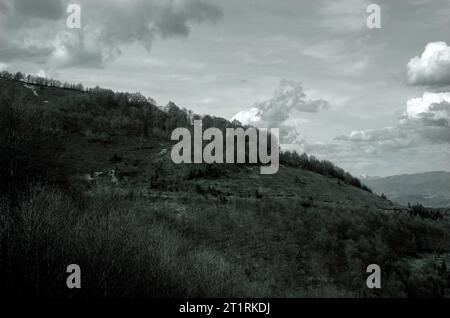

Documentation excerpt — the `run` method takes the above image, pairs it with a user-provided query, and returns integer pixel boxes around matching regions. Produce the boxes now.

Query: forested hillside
[1,72,449,298]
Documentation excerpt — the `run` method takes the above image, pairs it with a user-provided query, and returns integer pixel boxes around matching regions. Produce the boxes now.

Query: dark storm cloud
[13,0,65,20]
[94,0,223,51]
[0,44,53,63]
[0,0,9,13]
[0,0,223,68]
[158,0,223,37]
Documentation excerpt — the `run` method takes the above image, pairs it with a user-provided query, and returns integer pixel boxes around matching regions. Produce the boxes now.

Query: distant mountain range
[362,171,450,208]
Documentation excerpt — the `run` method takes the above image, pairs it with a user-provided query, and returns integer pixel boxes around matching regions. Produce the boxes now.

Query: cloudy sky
[1,0,449,176]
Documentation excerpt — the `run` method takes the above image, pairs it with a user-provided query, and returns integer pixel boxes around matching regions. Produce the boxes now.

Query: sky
[1,0,449,176]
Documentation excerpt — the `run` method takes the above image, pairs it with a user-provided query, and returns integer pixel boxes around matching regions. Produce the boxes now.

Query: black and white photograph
[1,0,450,306]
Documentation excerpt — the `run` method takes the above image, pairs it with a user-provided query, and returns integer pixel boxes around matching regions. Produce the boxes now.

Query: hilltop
[0,73,379,207]
[1,73,450,298]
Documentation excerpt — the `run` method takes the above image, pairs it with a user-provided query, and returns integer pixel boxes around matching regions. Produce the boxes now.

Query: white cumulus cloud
[407,41,450,86]
[232,79,329,143]
[232,107,262,126]
[232,79,329,126]
[403,92,450,127]
[336,92,450,152]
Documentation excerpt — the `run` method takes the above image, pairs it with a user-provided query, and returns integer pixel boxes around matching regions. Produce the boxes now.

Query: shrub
[409,204,444,220]
[185,164,227,180]
[0,185,259,298]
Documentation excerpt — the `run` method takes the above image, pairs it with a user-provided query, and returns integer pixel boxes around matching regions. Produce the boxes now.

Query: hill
[363,171,450,208]
[1,73,450,298]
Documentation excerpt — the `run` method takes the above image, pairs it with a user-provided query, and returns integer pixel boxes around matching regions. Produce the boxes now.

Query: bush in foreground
[0,185,263,298]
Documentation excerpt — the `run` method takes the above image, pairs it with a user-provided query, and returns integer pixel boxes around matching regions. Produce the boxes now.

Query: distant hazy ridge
[363,171,450,208]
